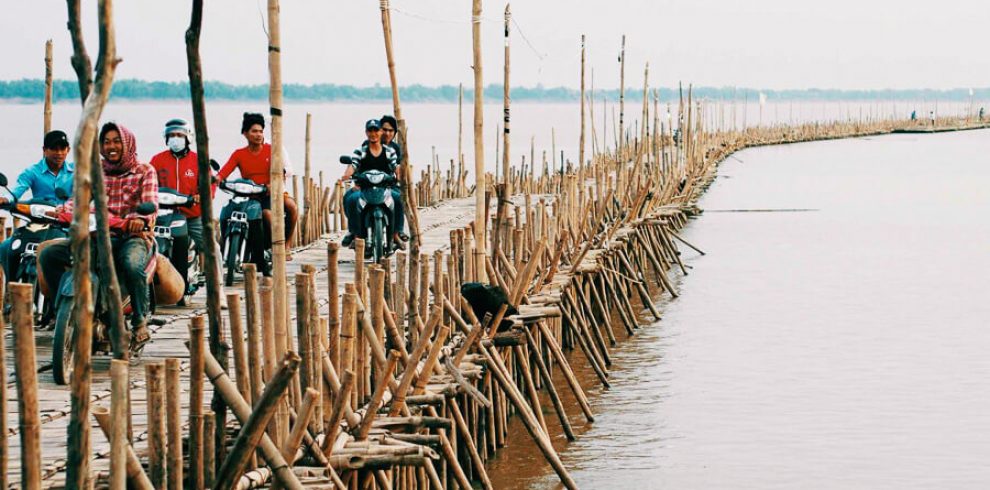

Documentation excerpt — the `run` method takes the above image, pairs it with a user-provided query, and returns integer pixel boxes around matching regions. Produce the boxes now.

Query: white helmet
[163,118,193,139]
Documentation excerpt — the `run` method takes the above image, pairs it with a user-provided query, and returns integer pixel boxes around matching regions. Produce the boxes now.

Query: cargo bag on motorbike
[154,253,185,305]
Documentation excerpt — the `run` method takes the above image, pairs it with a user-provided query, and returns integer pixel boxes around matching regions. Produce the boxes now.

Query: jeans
[40,236,152,327]
[344,187,404,237]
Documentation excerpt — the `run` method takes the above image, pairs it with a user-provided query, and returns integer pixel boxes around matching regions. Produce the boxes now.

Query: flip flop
[130,324,151,356]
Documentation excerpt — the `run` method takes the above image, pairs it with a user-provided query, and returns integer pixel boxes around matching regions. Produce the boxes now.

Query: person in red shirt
[217,113,298,274]
[149,118,222,303]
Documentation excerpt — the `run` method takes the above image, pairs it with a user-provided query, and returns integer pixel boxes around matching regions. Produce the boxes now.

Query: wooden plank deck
[2,195,486,488]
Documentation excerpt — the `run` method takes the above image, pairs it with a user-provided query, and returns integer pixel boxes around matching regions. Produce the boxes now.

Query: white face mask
[167,136,186,153]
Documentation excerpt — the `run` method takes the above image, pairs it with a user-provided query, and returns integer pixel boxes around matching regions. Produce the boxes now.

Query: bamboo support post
[165,358,183,490]
[145,362,167,489]
[12,284,41,489]
[110,359,129,490]
[189,316,206,490]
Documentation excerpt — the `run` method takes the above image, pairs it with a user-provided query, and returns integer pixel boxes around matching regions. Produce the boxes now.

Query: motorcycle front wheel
[51,297,75,386]
[225,233,242,287]
[371,216,386,264]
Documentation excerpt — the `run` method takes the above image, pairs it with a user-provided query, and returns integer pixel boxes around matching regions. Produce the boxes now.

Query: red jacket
[149,149,213,218]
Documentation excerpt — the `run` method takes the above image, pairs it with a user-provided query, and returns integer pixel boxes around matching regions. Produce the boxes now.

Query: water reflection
[488,130,990,489]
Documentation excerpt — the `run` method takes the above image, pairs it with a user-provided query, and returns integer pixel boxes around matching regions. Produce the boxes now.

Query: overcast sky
[3,1,988,90]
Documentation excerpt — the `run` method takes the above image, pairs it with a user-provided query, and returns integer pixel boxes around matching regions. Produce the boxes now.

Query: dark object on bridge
[461,282,517,332]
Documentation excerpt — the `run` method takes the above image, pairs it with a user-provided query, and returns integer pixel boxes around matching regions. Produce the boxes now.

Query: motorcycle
[154,187,200,303]
[339,155,397,263]
[50,201,158,385]
[218,178,268,286]
[0,173,68,323]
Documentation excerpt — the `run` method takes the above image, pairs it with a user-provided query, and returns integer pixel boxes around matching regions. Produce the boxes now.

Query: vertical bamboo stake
[185,0,227,469]
[327,242,341,372]
[303,113,311,240]
[44,40,53,135]
[202,410,216,487]
[12,284,40,489]
[579,34,586,171]
[618,34,626,159]
[165,358,183,490]
[341,291,357,410]
[244,263,264,401]
[472,0,488,282]
[228,293,251,406]
[266,2,291,449]
[110,359,129,490]
[145,362,167,490]
[502,4,511,196]
[189,316,206,490]
[458,82,464,187]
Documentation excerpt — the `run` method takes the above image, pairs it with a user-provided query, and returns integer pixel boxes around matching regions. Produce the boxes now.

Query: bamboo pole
[214,352,301,490]
[244,263,265,401]
[203,410,216,487]
[579,34,586,171]
[185,0,228,467]
[358,350,401,440]
[145,362,167,490]
[502,4,511,197]
[63,0,118,484]
[201,348,306,490]
[12,284,40,489]
[44,39,53,134]
[165,358,183,490]
[472,0,488,282]
[229,293,252,406]
[189,316,206,490]
[92,407,154,490]
[280,388,319,465]
[110,359,129,490]
[266,2,291,455]
[302,113,312,240]
[618,34,626,161]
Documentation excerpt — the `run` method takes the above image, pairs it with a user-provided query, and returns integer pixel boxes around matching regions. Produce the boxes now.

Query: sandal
[130,323,151,356]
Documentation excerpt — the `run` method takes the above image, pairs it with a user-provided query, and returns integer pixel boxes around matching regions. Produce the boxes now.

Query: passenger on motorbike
[39,122,158,349]
[0,130,74,278]
[217,112,298,275]
[149,118,216,297]
[379,115,407,243]
[339,118,404,250]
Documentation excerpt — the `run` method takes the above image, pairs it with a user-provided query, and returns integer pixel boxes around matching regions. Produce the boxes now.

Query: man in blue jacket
[0,130,74,278]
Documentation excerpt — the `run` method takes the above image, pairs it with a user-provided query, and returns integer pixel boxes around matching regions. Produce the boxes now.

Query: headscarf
[100,122,139,175]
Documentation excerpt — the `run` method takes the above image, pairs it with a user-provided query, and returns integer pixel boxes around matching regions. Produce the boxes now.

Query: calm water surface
[487,130,990,489]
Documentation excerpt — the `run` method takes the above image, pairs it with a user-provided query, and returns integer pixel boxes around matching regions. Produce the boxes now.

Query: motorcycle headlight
[367,173,385,185]
[30,204,56,218]
[158,193,179,206]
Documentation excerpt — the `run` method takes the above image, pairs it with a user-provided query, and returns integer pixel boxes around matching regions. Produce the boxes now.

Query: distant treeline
[1,79,986,102]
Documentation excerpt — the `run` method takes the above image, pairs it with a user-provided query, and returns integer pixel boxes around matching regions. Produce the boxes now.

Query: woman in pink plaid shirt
[40,122,159,352]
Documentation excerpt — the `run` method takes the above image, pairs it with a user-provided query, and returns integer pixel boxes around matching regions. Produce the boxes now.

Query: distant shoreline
[1,79,986,103]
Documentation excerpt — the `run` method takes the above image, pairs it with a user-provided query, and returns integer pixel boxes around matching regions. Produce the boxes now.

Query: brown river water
[487,130,990,489]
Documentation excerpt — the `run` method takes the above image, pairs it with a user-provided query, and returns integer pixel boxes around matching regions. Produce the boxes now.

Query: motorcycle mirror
[0,173,7,187]
[210,159,221,171]
[339,155,353,165]
[135,202,157,216]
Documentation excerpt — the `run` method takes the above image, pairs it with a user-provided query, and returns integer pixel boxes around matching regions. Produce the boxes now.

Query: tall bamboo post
[302,113,311,240]
[185,0,227,464]
[502,4,511,196]
[618,34,626,160]
[189,316,206,490]
[458,82,464,190]
[472,0,488,281]
[579,34,586,172]
[379,0,423,331]
[145,362,167,490]
[110,359,129,490]
[64,0,118,485]
[44,40,53,135]
[12,284,40,489]
[266,3,291,452]
[165,358,183,490]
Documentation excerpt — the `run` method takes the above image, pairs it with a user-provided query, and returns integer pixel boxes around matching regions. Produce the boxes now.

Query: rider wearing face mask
[149,119,217,300]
